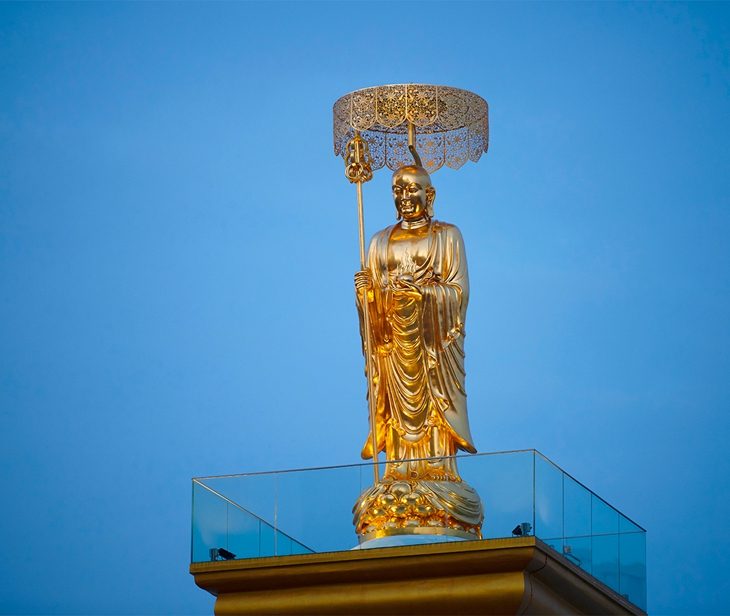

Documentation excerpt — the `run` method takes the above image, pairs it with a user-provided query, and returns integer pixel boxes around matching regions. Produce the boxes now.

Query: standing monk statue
[353,164,484,544]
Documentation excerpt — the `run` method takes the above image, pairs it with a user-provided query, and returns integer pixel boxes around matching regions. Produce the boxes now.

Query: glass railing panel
[535,453,564,540]
[592,493,619,536]
[191,481,229,563]
[259,520,275,557]
[274,464,363,554]
[619,512,643,534]
[619,531,647,611]
[291,538,313,555]
[191,450,646,611]
[457,451,534,541]
[446,472,453,539]
[564,475,591,538]
[276,534,293,556]
[592,533,619,592]
[192,480,289,562]
[563,535,592,574]
[198,472,275,531]
[541,536,564,554]
[226,500,263,560]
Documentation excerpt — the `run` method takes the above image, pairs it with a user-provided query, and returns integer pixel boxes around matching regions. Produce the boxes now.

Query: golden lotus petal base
[353,478,483,540]
[359,526,477,543]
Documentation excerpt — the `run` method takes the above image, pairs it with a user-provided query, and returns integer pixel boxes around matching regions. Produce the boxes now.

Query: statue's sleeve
[422,223,476,453]
[355,229,390,459]
[355,228,389,351]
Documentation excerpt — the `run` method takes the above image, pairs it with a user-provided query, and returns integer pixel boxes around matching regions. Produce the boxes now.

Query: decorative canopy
[333,84,489,174]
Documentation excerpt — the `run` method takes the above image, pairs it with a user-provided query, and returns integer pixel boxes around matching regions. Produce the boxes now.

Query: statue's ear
[426,186,436,218]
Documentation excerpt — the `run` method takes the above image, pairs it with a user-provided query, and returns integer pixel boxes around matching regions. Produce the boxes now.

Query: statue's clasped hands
[394,273,415,288]
[393,273,422,295]
[355,270,421,298]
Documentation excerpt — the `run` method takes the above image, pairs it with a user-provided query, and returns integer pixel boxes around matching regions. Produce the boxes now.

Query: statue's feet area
[353,478,483,541]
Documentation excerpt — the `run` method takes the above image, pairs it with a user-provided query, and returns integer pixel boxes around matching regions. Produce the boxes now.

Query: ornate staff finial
[344,130,374,184]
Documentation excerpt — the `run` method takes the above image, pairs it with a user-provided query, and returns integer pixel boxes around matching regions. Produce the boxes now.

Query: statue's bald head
[392,165,436,221]
[392,165,432,189]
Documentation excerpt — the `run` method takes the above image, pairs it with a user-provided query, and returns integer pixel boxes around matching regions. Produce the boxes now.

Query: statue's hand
[354,270,373,293]
[395,274,421,294]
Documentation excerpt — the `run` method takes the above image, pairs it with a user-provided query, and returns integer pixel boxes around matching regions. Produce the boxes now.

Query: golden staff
[344,131,379,483]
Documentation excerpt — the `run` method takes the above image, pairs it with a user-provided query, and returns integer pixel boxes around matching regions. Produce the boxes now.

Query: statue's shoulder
[371,224,396,239]
[431,220,464,238]
[368,224,397,250]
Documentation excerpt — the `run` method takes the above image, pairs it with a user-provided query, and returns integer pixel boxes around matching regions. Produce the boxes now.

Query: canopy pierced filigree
[333,84,489,174]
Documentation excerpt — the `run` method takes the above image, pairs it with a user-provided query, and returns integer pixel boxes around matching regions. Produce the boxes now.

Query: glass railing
[191,449,646,612]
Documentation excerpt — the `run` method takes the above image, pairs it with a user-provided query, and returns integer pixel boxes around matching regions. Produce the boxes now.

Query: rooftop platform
[190,450,646,614]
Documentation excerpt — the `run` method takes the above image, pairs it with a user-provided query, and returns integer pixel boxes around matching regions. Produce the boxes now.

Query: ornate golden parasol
[334,83,489,173]
[333,84,489,483]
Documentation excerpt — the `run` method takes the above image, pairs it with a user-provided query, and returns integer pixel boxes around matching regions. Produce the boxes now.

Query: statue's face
[392,169,434,222]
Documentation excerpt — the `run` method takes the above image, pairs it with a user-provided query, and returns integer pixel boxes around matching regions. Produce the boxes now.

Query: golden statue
[333,84,489,545]
[352,164,483,542]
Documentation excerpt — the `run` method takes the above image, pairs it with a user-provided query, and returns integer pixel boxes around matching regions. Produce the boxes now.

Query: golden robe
[357,219,476,481]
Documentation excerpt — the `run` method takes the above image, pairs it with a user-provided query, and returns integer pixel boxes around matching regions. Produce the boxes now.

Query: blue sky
[1,2,729,614]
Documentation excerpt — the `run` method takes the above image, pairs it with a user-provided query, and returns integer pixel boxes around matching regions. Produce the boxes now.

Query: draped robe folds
[357,219,476,478]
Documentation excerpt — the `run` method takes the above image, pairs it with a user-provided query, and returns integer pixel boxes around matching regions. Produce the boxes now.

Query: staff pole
[345,131,379,484]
